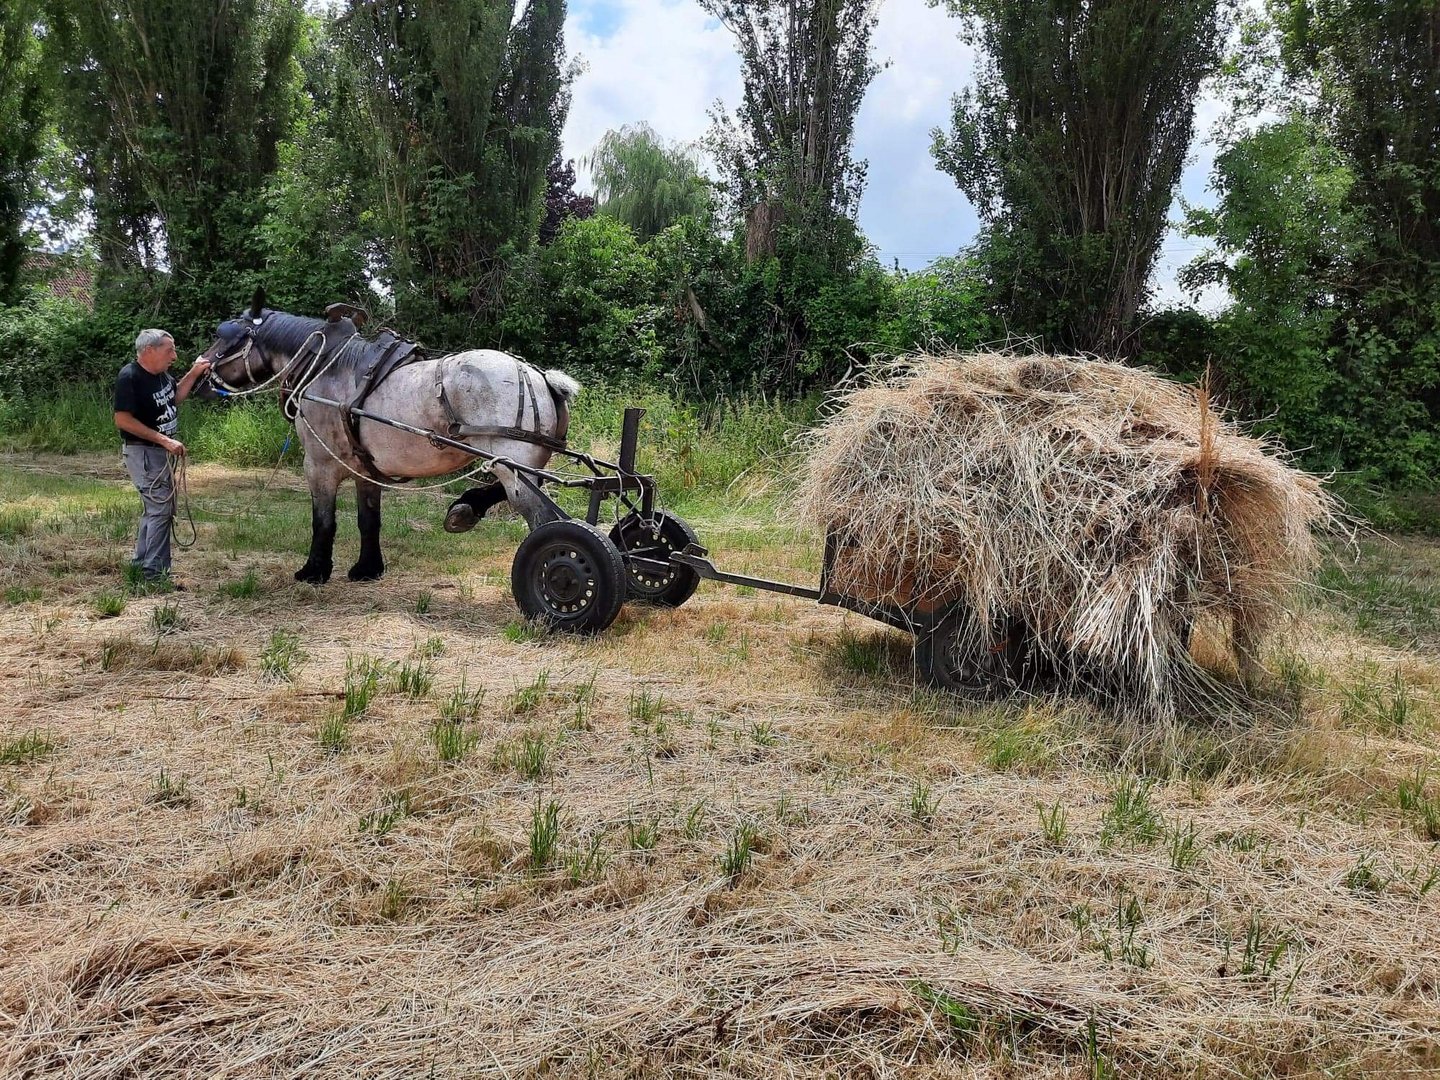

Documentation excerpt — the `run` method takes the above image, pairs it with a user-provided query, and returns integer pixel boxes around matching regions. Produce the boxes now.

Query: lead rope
[135,450,197,549]
[168,452,197,549]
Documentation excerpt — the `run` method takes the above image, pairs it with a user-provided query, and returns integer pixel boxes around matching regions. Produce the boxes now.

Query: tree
[932,0,1225,355]
[700,0,884,389]
[1272,0,1440,478]
[46,0,304,328]
[341,0,571,338]
[258,14,376,314]
[1188,0,1440,479]
[1182,119,1362,454]
[702,0,879,264]
[539,156,595,246]
[0,0,48,304]
[587,124,710,241]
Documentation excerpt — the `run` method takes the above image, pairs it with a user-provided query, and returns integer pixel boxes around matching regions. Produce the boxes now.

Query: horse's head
[195,290,371,401]
[195,288,279,398]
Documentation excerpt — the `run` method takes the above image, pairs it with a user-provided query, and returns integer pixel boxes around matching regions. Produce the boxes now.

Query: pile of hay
[794,351,1337,716]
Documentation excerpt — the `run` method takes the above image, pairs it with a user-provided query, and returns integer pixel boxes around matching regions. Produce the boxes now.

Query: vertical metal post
[619,407,644,474]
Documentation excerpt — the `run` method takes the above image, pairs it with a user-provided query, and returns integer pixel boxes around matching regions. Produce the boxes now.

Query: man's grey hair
[134,328,173,356]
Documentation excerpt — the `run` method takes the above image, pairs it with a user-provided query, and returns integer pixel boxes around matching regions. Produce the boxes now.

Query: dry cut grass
[1,453,1438,1078]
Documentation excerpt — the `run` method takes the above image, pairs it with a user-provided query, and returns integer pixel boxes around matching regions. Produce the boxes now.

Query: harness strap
[445,423,569,452]
[343,334,426,483]
[436,360,569,454]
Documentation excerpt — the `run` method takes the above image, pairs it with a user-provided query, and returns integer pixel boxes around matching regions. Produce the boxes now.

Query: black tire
[915,605,1031,698]
[608,511,701,608]
[511,519,626,633]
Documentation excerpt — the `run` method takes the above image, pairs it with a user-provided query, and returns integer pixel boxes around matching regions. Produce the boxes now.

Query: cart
[297,401,705,634]
[309,397,1030,693]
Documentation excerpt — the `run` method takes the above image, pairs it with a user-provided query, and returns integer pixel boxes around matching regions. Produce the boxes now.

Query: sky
[560,0,1226,310]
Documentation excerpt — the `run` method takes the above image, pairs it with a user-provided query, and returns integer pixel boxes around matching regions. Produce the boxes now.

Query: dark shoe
[443,503,478,534]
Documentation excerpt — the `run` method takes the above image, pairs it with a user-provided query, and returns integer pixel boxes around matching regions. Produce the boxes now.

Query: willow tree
[46,0,303,324]
[933,0,1225,355]
[588,123,711,241]
[341,0,570,336]
[0,0,48,304]
[702,0,879,265]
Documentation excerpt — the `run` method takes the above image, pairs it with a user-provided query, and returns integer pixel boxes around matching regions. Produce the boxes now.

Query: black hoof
[294,564,331,584]
[348,562,385,582]
[443,504,478,534]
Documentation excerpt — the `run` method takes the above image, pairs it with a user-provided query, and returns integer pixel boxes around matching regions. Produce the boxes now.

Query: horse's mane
[255,312,329,359]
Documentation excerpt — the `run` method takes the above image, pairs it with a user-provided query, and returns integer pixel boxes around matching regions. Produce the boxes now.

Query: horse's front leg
[348,478,385,581]
[296,457,342,584]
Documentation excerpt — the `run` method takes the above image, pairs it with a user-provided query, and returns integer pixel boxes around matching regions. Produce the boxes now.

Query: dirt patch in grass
[1,456,1438,1077]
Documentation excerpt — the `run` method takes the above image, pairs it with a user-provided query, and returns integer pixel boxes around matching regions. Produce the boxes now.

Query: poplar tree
[46,0,303,324]
[702,0,879,265]
[341,0,570,336]
[0,0,48,303]
[932,0,1225,355]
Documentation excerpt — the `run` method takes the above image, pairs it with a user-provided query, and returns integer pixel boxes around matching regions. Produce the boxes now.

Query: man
[113,329,211,585]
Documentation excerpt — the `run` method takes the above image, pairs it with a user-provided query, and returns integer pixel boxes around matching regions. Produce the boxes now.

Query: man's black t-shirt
[114,362,177,445]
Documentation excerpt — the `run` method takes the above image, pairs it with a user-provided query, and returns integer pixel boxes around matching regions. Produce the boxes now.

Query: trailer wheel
[609,511,701,607]
[915,606,1031,698]
[511,520,626,633]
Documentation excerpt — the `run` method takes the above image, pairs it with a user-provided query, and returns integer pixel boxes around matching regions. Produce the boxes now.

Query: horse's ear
[249,287,266,319]
[326,302,369,329]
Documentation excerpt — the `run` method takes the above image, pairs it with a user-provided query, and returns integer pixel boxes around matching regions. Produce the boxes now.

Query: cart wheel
[915,605,1031,698]
[609,511,701,608]
[511,520,626,633]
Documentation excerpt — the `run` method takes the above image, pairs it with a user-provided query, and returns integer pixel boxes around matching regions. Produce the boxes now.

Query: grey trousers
[122,443,175,576]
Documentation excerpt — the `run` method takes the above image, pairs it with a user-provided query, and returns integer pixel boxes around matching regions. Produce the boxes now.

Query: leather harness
[434,359,570,455]
[330,329,568,481]
[341,330,427,481]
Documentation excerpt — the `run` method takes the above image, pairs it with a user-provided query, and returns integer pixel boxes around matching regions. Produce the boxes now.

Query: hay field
[2,453,1439,1078]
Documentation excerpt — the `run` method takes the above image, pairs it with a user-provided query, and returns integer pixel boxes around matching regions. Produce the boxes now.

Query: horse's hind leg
[296,456,343,585]
[443,481,507,533]
[349,478,386,581]
[490,465,560,533]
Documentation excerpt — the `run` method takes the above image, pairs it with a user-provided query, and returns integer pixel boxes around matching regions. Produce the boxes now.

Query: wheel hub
[622,522,677,590]
[539,546,594,612]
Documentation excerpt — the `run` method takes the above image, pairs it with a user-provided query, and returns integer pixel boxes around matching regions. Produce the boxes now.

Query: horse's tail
[542,369,581,402]
[541,369,580,445]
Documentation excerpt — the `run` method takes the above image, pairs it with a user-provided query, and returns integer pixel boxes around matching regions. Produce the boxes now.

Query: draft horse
[197,292,579,584]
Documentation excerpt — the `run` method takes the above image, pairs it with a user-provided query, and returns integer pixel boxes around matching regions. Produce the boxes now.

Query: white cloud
[853,0,979,267]
[561,0,740,183]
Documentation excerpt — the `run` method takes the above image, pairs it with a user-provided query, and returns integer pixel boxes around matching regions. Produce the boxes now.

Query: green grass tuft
[0,730,55,765]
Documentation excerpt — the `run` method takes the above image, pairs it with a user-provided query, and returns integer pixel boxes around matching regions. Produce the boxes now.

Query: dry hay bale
[794,350,1337,717]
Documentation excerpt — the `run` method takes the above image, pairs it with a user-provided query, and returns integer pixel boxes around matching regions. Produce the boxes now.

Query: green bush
[506,215,664,378]
[0,293,137,401]
[877,256,998,355]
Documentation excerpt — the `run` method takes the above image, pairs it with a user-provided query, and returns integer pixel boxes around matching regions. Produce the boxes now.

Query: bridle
[205,313,327,401]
